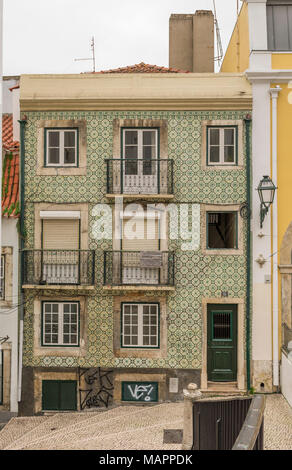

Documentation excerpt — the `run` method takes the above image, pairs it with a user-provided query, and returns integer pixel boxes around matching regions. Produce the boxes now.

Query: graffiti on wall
[122,382,158,402]
[78,367,114,409]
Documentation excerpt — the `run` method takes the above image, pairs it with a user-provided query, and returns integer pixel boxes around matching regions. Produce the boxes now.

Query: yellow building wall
[272,84,292,350]
[221,3,250,73]
[272,54,292,70]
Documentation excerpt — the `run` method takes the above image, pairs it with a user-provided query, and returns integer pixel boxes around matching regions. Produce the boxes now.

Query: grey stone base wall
[19,366,201,415]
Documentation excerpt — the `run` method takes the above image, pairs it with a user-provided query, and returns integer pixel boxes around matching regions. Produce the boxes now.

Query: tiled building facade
[19,72,252,413]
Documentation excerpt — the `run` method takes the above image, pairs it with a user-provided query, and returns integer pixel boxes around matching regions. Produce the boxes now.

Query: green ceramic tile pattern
[22,110,250,370]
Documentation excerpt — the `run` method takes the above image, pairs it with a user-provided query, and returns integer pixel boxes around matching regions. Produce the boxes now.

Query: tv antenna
[74,36,96,72]
[212,0,223,66]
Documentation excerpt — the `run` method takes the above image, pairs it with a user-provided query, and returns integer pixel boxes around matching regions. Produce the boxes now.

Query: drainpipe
[244,115,252,391]
[17,118,27,403]
[270,87,281,389]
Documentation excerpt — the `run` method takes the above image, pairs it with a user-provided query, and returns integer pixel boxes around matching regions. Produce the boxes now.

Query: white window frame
[121,303,159,348]
[0,255,5,300]
[46,129,78,167]
[207,127,237,166]
[123,129,158,160]
[42,302,79,347]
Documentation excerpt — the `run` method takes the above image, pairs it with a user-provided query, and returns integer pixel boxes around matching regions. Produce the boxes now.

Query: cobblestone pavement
[0,394,291,450]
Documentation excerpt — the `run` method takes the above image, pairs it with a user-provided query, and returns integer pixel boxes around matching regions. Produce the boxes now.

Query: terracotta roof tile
[94,62,190,74]
[2,114,20,218]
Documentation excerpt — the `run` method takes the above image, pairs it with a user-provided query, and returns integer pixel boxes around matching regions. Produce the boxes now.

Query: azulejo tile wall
[22,110,250,370]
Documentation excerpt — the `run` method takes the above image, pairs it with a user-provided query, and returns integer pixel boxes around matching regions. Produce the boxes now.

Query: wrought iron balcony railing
[22,250,95,286]
[103,251,175,287]
[105,159,174,195]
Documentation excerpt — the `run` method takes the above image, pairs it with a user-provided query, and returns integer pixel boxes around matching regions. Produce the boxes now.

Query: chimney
[169,10,214,73]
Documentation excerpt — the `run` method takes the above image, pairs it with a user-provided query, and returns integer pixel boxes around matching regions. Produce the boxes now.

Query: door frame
[201,298,245,391]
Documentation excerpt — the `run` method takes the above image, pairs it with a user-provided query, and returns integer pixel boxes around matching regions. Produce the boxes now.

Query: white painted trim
[246,70,292,81]
[270,86,281,388]
[40,211,81,219]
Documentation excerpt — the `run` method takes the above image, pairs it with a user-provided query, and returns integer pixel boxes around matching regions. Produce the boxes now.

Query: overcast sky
[3,0,239,75]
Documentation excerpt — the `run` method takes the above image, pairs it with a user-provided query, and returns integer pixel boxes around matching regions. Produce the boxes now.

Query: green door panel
[42,380,77,411]
[60,381,77,411]
[42,381,59,411]
[207,304,237,382]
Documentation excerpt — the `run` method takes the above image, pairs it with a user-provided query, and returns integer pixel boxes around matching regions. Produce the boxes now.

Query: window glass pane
[63,304,69,313]
[63,335,70,344]
[132,305,138,315]
[142,306,149,316]
[125,131,138,145]
[213,312,231,340]
[52,304,59,313]
[150,306,157,315]
[124,305,131,315]
[48,131,60,147]
[45,304,51,313]
[64,148,76,164]
[71,335,77,344]
[131,336,138,345]
[209,146,220,163]
[64,131,76,147]
[48,148,60,164]
[143,131,156,146]
[63,324,69,333]
[124,315,130,324]
[124,146,138,159]
[124,336,130,345]
[143,337,150,345]
[52,335,58,343]
[150,337,157,345]
[143,146,155,159]
[207,212,237,249]
[71,304,77,313]
[224,128,234,145]
[224,146,235,163]
[209,128,220,145]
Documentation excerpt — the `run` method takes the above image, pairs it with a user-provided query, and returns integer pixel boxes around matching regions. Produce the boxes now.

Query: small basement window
[207,212,238,250]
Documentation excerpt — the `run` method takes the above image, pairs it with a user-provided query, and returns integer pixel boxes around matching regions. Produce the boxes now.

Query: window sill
[23,284,95,291]
[36,166,86,176]
[106,193,174,200]
[103,285,175,292]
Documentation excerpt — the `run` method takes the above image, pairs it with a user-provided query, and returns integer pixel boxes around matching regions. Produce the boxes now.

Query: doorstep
[201,382,247,396]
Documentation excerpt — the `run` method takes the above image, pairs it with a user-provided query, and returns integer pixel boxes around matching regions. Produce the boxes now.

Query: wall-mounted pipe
[270,86,281,389]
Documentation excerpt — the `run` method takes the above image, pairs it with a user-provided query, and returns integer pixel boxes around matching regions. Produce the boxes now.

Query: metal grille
[193,398,252,450]
[213,312,231,340]
[105,159,174,195]
[22,250,95,286]
[103,251,175,287]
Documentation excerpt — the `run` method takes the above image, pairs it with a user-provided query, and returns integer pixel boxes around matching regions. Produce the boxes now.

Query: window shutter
[42,219,79,250]
[122,218,159,251]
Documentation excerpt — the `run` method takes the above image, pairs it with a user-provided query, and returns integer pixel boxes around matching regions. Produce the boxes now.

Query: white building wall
[0,218,19,412]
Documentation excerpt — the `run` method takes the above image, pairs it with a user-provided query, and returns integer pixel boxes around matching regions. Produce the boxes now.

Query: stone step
[0,416,48,450]
[21,403,184,450]
[5,406,138,450]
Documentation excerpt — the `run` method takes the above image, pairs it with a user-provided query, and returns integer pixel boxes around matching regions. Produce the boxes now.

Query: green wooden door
[42,380,77,411]
[207,304,237,382]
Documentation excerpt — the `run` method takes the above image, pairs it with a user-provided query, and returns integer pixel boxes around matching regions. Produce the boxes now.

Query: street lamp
[257,175,277,228]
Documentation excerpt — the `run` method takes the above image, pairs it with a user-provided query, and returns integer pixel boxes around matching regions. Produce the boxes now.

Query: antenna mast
[213,0,223,67]
[74,36,96,72]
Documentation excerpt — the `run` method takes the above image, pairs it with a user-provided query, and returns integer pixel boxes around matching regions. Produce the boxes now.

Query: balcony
[103,251,175,290]
[105,159,174,198]
[22,250,95,289]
